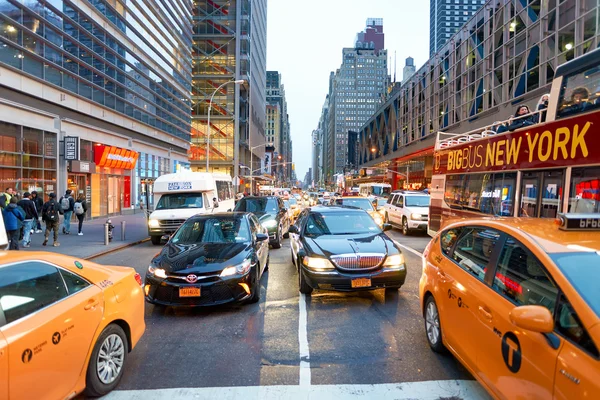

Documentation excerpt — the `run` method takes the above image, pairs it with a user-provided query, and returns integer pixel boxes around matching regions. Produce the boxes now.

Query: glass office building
[430,0,486,56]
[0,0,192,217]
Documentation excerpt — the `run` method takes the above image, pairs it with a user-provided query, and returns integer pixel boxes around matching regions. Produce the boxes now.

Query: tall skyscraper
[430,0,486,55]
[0,0,192,216]
[402,57,416,84]
[190,0,267,183]
[266,71,292,184]
[322,19,389,179]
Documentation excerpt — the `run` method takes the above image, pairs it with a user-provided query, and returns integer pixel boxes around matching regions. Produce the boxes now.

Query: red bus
[429,47,600,236]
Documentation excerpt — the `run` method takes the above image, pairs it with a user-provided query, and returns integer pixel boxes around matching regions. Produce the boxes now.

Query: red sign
[94,145,139,170]
[434,112,600,175]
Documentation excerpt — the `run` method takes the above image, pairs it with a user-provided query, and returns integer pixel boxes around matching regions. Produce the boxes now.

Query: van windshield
[156,193,204,210]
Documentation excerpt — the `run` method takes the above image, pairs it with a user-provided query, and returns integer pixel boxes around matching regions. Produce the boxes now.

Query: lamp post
[249,142,272,196]
[206,79,245,172]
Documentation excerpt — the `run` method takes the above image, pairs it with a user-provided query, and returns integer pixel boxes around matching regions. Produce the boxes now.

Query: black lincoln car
[145,212,269,306]
[289,206,406,294]
[233,196,290,248]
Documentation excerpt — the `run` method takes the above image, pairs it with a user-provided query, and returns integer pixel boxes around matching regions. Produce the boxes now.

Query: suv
[384,191,430,235]
[233,195,290,248]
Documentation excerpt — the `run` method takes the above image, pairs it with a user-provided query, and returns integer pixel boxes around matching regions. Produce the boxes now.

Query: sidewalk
[23,213,151,259]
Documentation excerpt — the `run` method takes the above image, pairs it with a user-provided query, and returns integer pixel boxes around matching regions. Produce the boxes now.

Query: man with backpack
[17,192,38,248]
[59,189,75,235]
[74,193,88,235]
[42,193,62,247]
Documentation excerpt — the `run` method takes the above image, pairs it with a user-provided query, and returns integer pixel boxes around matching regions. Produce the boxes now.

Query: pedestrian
[59,189,75,235]
[0,187,14,208]
[74,193,88,235]
[536,94,550,123]
[17,192,38,248]
[2,197,24,250]
[31,190,44,233]
[42,192,62,247]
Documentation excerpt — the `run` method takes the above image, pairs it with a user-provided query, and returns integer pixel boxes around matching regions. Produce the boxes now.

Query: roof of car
[190,212,250,219]
[309,205,367,213]
[446,217,600,254]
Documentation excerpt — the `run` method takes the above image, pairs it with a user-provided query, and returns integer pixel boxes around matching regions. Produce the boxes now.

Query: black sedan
[145,212,269,307]
[234,196,290,248]
[289,206,407,295]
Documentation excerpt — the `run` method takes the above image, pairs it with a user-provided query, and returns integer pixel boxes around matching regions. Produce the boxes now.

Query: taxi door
[2,262,104,400]
[474,237,559,399]
[435,227,500,369]
[0,331,7,400]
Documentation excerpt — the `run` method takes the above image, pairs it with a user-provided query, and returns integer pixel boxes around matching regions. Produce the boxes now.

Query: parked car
[145,212,269,306]
[233,196,290,248]
[289,206,406,295]
[384,190,430,235]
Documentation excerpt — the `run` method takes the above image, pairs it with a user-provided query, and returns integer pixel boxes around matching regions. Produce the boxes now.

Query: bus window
[519,170,564,218]
[556,66,600,119]
[569,166,600,213]
[444,172,516,216]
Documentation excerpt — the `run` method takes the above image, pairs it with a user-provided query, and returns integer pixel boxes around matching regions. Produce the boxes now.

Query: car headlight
[148,265,167,278]
[383,253,405,269]
[411,213,422,220]
[262,219,278,228]
[221,259,252,277]
[373,214,383,225]
[302,256,335,271]
[148,219,160,228]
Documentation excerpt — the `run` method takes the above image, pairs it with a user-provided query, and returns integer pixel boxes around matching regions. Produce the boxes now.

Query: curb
[84,237,151,260]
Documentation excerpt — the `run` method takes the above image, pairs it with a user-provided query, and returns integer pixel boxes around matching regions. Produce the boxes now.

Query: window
[555,294,600,358]
[556,65,600,120]
[0,262,68,325]
[451,227,500,281]
[60,269,90,295]
[398,195,404,207]
[445,172,516,216]
[216,180,232,201]
[492,237,557,310]
[440,227,463,255]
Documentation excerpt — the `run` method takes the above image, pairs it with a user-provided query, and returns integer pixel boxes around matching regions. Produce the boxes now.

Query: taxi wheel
[298,268,313,295]
[424,296,445,353]
[85,324,128,397]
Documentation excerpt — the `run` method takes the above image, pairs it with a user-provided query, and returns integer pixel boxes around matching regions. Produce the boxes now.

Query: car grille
[158,219,186,230]
[330,253,385,271]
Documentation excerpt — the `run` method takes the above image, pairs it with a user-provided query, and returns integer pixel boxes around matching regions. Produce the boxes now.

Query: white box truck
[147,172,235,245]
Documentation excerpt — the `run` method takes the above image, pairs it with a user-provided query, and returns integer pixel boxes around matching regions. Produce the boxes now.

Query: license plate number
[179,287,201,297]
[351,278,371,288]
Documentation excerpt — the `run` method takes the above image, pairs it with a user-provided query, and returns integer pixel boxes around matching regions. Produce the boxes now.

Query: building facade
[402,56,416,84]
[321,19,389,182]
[430,0,486,55]
[0,0,192,216]
[361,0,600,190]
[265,70,292,185]
[190,0,268,189]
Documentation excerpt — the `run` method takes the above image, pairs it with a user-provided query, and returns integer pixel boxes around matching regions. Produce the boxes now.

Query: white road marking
[104,381,490,399]
[395,242,424,258]
[298,292,311,387]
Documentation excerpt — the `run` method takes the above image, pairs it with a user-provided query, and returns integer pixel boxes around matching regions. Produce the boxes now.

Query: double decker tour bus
[429,47,600,236]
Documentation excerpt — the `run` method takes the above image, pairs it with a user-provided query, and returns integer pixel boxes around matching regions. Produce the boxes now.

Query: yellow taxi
[0,248,145,399]
[420,214,600,399]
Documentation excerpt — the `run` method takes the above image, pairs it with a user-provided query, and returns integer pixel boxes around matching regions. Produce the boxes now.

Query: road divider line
[298,293,311,387]
[395,242,423,258]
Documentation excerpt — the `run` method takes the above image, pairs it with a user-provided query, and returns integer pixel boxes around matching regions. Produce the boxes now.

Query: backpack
[60,196,71,210]
[74,201,84,215]
[46,202,58,221]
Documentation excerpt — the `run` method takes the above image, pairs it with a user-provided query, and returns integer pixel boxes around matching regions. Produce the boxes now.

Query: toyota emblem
[186,274,198,283]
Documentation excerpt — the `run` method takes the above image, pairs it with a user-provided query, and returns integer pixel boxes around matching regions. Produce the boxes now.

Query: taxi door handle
[438,269,448,281]
[84,299,99,310]
[478,306,492,320]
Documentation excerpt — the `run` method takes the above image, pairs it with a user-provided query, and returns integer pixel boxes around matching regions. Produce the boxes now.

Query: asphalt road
[92,229,490,399]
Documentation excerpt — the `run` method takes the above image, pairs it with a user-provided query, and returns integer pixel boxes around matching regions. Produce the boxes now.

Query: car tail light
[134,273,143,286]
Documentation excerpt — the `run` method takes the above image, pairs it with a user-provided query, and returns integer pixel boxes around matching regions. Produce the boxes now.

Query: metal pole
[104,223,109,245]
[206,100,212,172]
[121,221,126,241]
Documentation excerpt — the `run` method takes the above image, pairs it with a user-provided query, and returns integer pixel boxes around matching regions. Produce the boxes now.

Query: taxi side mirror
[509,305,554,333]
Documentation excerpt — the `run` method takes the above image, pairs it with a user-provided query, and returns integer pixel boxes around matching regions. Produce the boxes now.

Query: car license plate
[351,278,371,288]
[179,287,200,297]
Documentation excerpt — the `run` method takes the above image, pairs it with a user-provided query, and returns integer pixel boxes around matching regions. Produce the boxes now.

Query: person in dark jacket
[31,191,43,233]
[17,192,38,248]
[60,189,75,235]
[74,193,88,235]
[42,193,62,247]
[508,105,536,131]
[3,197,24,250]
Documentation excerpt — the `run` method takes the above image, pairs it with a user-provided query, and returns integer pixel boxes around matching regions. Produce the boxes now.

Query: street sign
[64,136,79,160]
[233,176,241,186]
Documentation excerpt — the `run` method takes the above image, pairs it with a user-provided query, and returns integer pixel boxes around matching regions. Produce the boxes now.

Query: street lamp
[250,142,272,196]
[206,79,245,172]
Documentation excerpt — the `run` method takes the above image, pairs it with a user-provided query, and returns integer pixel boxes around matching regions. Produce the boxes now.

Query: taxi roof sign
[557,213,600,231]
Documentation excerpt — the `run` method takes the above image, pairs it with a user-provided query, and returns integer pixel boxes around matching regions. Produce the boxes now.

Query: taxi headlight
[221,259,252,277]
[373,214,383,226]
[148,265,167,278]
[262,219,278,228]
[383,254,405,269]
[302,256,335,271]
[411,213,422,220]
[148,219,160,228]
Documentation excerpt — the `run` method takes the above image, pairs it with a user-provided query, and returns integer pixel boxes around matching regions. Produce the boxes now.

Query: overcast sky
[266,0,431,181]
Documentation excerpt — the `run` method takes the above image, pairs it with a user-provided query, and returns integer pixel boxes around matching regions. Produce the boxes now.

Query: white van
[147,172,235,245]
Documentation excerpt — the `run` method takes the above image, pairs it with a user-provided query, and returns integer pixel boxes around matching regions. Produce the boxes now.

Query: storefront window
[80,139,93,161]
[23,127,43,155]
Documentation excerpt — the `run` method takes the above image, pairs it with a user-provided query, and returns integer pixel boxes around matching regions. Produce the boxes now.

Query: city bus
[359,182,392,198]
[429,47,600,236]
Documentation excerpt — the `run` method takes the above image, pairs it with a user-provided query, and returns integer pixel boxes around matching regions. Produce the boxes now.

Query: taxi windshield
[551,252,600,317]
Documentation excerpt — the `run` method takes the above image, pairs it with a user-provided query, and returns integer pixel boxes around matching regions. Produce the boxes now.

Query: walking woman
[74,193,88,235]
